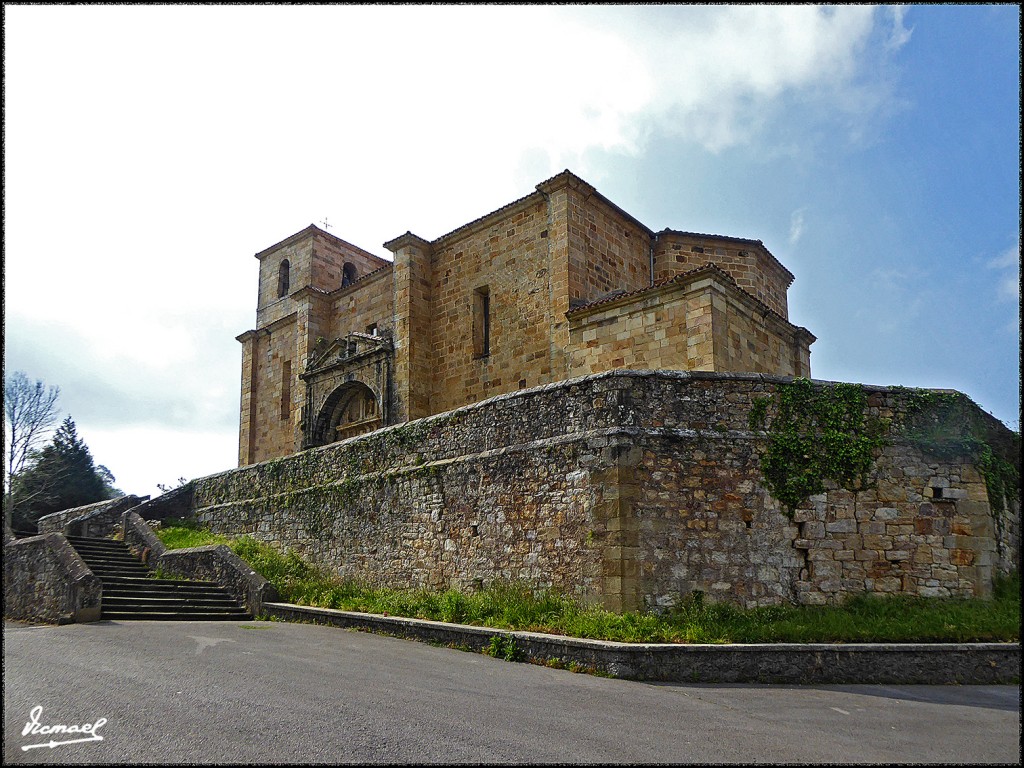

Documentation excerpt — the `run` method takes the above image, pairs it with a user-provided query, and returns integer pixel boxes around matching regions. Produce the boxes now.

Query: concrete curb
[262,602,1021,684]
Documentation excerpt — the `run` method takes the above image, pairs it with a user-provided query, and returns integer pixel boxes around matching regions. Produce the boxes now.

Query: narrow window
[280,361,292,420]
[277,259,290,298]
[366,323,378,337]
[473,286,490,358]
[342,262,357,287]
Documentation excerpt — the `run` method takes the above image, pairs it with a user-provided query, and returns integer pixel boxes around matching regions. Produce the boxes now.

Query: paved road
[3,619,1019,764]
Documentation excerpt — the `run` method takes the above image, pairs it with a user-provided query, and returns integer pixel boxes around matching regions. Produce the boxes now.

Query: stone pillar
[385,232,433,423]
[589,427,643,612]
[792,328,815,378]
[535,174,575,380]
[236,329,260,466]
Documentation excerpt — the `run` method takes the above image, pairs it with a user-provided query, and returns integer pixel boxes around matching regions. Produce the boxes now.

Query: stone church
[237,170,816,465]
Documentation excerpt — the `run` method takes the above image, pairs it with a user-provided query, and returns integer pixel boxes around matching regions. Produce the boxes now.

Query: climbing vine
[749,379,886,517]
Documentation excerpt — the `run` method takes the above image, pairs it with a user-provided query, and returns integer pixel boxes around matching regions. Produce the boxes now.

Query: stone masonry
[180,371,1018,611]
[237,171,814,465]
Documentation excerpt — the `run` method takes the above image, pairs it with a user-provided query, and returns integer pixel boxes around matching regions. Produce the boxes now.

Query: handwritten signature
[21,705,107,751]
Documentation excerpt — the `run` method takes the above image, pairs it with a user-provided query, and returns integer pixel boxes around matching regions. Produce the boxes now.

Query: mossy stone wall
[182,371,1019,609]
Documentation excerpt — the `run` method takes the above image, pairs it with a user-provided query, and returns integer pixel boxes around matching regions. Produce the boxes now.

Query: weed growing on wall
[486,635,524,662]
[749,379,886,517]
[891,386,1020,536]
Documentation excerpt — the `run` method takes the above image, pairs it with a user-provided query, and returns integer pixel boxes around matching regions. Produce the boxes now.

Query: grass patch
[155,518,231,550]
[155,524,1020,644]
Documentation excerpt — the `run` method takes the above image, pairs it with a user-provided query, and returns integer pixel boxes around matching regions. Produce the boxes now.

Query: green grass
[154,524,1020,644]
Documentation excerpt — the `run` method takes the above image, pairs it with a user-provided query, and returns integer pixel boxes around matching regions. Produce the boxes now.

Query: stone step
[76,556,149,568]
[83,565,152,577]
[101,575,225,589]
[65,535,251,622]
[65,536,131,548]
[102,589,233,602]
[101,598,243,610]
[100,610,250,621]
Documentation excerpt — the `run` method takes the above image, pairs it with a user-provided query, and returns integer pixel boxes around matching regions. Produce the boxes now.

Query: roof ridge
[566,262,799,331]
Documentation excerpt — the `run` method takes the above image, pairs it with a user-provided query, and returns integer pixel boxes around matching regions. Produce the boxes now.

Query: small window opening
[342,262,357,288]
[366,323,378,337]
[932,487,944,499]
[280,361,292,420]
[473,286,490,358]
[277,259,290,298]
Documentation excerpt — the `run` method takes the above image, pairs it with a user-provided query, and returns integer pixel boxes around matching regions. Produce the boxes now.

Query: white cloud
[3,4,919,495]
[886,5,915,51]
[988,242,1021,302]
[565,5,884,153]
[83,425,238,499]
[789,209,807,245]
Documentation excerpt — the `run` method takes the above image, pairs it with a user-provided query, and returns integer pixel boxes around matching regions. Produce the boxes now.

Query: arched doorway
[312,382,381,445]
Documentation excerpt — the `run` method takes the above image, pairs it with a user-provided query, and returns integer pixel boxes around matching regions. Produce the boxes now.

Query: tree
[8,417,114,531]
[97,465,123,499]
[4,371,61,502]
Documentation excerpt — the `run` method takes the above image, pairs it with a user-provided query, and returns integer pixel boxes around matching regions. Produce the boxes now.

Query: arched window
[342,262,357,288]
[277,259,290,298]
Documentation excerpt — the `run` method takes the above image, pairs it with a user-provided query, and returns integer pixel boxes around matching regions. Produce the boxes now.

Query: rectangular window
[473,286,490,358]
[366,323,378,337]
[280,361,292,420]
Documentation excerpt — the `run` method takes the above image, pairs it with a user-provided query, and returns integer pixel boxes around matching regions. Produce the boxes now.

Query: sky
[4,4,1020,500]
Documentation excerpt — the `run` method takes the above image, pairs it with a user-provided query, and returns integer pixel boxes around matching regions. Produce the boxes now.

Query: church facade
[237,170,815,465]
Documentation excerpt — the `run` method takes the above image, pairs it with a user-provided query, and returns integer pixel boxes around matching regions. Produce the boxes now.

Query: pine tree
[9,417,113,531]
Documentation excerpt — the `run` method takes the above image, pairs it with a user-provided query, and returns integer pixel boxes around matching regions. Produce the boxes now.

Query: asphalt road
[3,619,1020,764]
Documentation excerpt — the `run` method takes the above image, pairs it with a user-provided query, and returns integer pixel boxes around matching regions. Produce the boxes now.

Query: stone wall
[182,371,1019,610]
[328,268,393,342]
[653,232,792,319]
[238,316,300,463]
[564,179,651,306]
[238,171,824,466]
[4,533,102,624]
[567,269,812,380]
[423,195,558,414]
[37,494,147,538]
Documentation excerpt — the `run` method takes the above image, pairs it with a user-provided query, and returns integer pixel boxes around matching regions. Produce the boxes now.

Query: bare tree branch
[4,371,61,495]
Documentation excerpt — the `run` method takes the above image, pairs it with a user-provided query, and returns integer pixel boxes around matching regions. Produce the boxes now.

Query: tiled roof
[565,262,802,333]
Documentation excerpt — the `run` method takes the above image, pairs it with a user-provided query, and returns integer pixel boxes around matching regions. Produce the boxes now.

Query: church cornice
[567,263,815,344]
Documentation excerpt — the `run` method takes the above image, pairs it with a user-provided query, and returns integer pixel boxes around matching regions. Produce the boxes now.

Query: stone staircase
[66,535,250,621]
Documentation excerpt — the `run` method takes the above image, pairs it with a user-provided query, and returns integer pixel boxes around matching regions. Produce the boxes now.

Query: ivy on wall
[891,387,1020,517]
[749,379,886,517]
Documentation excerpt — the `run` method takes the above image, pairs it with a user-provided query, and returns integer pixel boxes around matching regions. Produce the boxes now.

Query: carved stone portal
[300,333,393,449]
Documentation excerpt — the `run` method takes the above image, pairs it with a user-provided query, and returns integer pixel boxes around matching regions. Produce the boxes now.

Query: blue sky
[4,5,1020,498]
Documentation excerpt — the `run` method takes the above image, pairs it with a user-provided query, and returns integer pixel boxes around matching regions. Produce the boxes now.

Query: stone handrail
[121,510,276,616]
[125,483,195,524]
[122,510,167,566]
[71,494,149,538]
[156,545,278,617]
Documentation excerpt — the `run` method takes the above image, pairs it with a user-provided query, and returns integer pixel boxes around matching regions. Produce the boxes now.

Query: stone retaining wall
[3,533,102,624]
[171,371,1018,610]
[263,602,1021,685]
